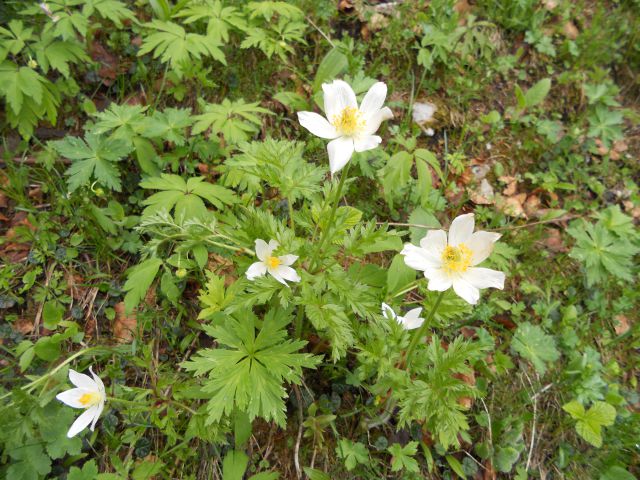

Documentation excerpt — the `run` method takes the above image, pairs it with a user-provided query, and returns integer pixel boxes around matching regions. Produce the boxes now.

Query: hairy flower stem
[404,291,446,369]
[309,163,351,272]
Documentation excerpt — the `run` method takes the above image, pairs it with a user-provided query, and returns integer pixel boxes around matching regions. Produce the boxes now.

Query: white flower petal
[274,265,300,284]
[452,278,480,305]
[67,405,99,438]
[89,367,106,398]
[448,213,475,246]
[381,302,396,320]
[323,80,357,120]
[424,268,453,291]
[463,267,505,290]
[419,229,447,255]
[267,239,280,251]
[69,369,96,390]
[353,135,381,152]
[90,400,105,431]
[269,268,288,286]
[278,254,298,266]
[363,107,393,135]
[467,231,501,265]
[359,82,387,117]
[401,244,442,271]
[399,307,424,330]
[246,261,267,280]
[56,388,90,409]
[254,239,271,261]
[327,136,354,174]
[297,111,338,139]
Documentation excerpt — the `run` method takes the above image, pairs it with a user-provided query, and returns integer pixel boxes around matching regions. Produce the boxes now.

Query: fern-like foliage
[396,336,489,449]
[222,139,325,201]
[183,309,321,426]
[138,20,226,75]
[240,18,306,61]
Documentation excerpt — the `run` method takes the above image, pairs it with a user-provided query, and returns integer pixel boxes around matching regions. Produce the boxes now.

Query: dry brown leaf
[113,302,137,343]
[562,21,579,40]
[524,194,542,217]
[499,175,518,196]
[12,317,34,335]
[500,194,527,218]
[542,228,567,252]
[614,315,630,335]
[469,178,495,205]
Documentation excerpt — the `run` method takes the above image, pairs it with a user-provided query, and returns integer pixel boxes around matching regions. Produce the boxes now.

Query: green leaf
[132,460,165,480]
[141,107,193,145]
[123,258,163,314]
[183,309,321,426]
[138,20,226,75]
[599,466,637,480]
[51,133,133,192]
[511,322,559,375]
[445,455,466,478]
[313,47,349,92]
[222,450,248,480]
[140,173,236,218]
[563,400,616,448]
[42,300,64,329]
[336,439,369,471]
[387,254,416,295]
[192,98,272,144]
[68,460,99,480]
[302,468,330,480]
[387,442,419,473]
[523,78,551,108]
[494,446,521,473]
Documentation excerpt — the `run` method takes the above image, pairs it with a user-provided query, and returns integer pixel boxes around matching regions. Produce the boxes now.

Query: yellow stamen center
[441,243,472,274]
[266,256,281,269]
[332,106,364,136]
[79,392,100,407]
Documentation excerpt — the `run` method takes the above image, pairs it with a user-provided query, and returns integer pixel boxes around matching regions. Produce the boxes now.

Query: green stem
[309,163,351,271]
[288,196,296,231]
[0,347,102,402]
[404,291,446,369]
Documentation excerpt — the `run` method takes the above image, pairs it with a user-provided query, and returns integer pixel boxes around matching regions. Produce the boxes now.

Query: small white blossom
[297,79,393,174]
[381,302,425,330]
[246,239,301,286]
[401,213,505,305]
[56,367,106,438]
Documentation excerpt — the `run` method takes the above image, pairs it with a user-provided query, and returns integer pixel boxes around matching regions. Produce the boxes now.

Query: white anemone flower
[56,367,106,438]
[297,79,393,175]
[246,239,301,286]
[401,213,505,305]
[381,302,425,330]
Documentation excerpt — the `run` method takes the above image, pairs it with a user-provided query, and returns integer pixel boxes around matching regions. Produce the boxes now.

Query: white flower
[297,79,393,175]
[56,367,106,438]
[246,239,301,286]
[400,213,505,305]
[412,101,437,125]
[381,302,425,330]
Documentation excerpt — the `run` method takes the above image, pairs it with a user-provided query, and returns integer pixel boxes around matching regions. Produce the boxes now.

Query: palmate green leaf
[52,132,133,192]
[563,400,616,447]
[388,442,419,473]
[0,20,34,60]
[246,1,304,20]
[337,439,369,471]
[123,257,163,314]
[568,220,639,286]
[183,309,321,426]
[0,61,43,115]
[141,108,193,145]
[92,103,148,141]
[32,35,90,78]
[587,106,624,147]
[304,293,354,362]
[240,19,306,61]
[138,20,226,74]
[192,98,272,144]
[174,0,246,42]
[511,322,559,375]
[140,174,236,219]
[82,0,136,27]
